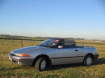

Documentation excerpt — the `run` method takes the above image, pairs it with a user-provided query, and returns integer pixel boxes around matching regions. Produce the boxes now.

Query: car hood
[11,46,47,54]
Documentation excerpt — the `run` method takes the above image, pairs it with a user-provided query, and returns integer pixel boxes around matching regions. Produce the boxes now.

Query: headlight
[16,53,31,57]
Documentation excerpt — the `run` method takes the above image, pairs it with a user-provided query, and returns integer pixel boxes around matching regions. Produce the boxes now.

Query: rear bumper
[9,55,34,66]
[94,54,99,61]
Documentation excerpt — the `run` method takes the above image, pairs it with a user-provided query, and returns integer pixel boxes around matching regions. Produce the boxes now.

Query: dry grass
[0,39,105,78]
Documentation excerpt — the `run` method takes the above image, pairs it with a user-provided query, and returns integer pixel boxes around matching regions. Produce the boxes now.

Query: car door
[49,46,84,65]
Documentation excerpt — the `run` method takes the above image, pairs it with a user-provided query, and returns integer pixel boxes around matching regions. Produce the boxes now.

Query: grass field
[0,39,105,78]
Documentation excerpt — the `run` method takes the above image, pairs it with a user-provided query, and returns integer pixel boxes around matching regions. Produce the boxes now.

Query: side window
[58,40,64,46]
[52,39,64,48]
[64,44,77,48]
[64,40,76,48]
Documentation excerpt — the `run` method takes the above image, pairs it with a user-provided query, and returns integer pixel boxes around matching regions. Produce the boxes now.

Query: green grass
[0,39,105,78]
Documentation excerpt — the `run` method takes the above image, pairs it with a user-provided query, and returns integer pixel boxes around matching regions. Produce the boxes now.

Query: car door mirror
[58,45,64,49]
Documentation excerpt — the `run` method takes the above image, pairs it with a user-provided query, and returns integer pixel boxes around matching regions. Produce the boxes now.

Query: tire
[83,55,94,66]
[35,57,48,71]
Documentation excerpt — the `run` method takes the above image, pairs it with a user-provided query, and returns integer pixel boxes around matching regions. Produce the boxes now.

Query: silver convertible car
[8,38,99,71]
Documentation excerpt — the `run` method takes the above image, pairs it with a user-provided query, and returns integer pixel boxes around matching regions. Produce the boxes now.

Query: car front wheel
[35,57,48,71]
[83,55,93,66]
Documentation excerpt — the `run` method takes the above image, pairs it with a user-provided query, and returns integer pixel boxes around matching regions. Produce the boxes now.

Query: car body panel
[44,48,83,65]
[8,39,99,66]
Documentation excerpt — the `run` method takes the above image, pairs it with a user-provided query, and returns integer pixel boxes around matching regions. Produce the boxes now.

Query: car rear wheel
[83,55,93,66]
[35,57,48,71]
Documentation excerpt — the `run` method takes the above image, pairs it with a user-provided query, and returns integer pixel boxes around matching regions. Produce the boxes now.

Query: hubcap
[86,57,92,65]
[40,60,46,70]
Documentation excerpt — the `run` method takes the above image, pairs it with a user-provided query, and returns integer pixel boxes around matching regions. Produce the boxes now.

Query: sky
[0,0,105,40]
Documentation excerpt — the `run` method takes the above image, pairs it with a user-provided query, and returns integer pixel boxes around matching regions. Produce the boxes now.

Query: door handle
[75,49,78,51]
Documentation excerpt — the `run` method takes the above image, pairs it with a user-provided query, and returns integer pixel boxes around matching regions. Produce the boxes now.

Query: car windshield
[39,39,62,47]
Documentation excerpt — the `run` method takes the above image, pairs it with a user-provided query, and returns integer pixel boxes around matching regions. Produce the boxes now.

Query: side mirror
[58,45,64,48]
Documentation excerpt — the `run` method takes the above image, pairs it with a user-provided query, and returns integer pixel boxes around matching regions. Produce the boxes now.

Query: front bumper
[9,55,34,66]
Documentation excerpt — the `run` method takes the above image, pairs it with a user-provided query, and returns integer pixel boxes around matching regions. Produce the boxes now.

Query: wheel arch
[32,54,52,66]
[83,53,95,65]
[84,53,95,60]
